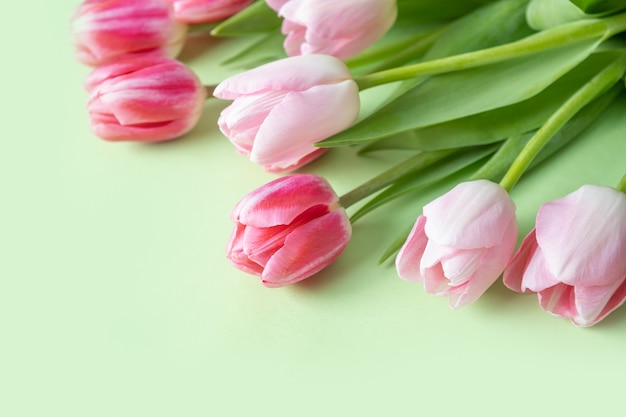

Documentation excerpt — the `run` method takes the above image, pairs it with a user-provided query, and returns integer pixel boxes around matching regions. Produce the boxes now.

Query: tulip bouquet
[70,0,626,327]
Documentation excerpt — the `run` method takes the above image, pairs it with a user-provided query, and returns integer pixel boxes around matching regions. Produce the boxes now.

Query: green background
[3,1,626,416]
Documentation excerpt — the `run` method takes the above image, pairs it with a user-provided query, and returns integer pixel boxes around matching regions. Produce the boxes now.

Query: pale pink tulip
[166,0,253,23]
[213,54,359,172]
[266,0,397,59]
[227,174,351,287]
[84,56,207,142]
[70,0,188,67]
[396,180,518,308]
[504,185,626,327]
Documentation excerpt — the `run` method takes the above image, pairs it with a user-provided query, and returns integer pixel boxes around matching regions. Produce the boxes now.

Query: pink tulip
[70,0,188,67]
[396,180,518,308]
[504,185,626,327]
[84,56,207,142]
[213,54,359,172]
[166,0,253,23]
[227,174,351,287]
[266,0,397,59]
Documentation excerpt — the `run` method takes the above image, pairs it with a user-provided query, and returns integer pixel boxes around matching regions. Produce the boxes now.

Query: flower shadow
[179,32,222,63]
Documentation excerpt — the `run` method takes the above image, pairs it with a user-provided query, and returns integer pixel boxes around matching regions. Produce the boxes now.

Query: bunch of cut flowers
[70,0,626,327]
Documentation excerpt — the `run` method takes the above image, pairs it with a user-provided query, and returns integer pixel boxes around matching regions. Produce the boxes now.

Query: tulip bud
[166,0,254,23]
[213,54,360,172]
[396,180,518,308]
[266,0,397,59]
[71,0,188,67]
[227,174,351,287]
[504,185,626,327]
[84,56,207,142]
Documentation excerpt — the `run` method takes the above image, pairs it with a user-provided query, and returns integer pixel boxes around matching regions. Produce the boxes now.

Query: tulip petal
[232,174,338,227]
[266,0,288,11]
[420,240,455,269]
[261,209,351,287]
[282,21,307,56]
[218,91,285,153]
[226,224,265,276]
[170,0,253,23]
[538,283,576,320]
[591,278,626,326]
[71,0,187,66]
[519,245,561,292]
[250,81,359,170]
[213,54,353,99]
[242,224,290,267]
[441,248,485,286]
[535,185,626,286]
[396,215,428,283]
[449,221,517,308]
[423,180,516,248]
[572,280,625,326]
[276,0,396,59]
[421,262,451,296]
[262,148,328,173]
[503,229,538,293]
[537,277,626,327]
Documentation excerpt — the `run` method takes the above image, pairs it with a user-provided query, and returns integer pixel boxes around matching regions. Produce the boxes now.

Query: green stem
[354,12,626,90]
[617,174,626,193]
[338,149,456,208]
[499,52,626,191]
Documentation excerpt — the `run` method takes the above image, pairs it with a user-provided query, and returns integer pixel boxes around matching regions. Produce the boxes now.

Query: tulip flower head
[166,0,254,23]
[396,180,518,309]
[213,54,360,172]
[504,185,626,327]
[226,174,352,287]
[71,0,188,67]
[266,0,397,59]
[84,56,207,142]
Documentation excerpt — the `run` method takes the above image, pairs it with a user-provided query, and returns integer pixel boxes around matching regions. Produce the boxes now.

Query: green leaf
[358,50,622,153]
[420,0,533,60]
[349,0,533,122]
[395,0,499,24]
[569,0,626,14]
[377,223,414,265]
[210,1,281,37]
[321,36,604,148]
[527,0,593,30]
[350,145,498,223]
[524,83,622,169]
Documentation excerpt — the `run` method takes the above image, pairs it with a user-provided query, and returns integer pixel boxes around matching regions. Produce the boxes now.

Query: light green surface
[3,1,626,416]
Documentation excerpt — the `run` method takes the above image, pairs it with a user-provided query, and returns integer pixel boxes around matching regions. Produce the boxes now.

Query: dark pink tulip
[396,180,518,308]
[70,0,187,67]
[266,0,397,59]
[504,185,626,327]
[166,0,253,23]
[226,174,351,287]
[84,56,207,142]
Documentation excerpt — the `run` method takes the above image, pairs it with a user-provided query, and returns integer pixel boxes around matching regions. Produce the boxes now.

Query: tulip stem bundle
[337,149,456,209]
[353,12,626,91]
[347,25,448,73]
[499,51,626,191]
